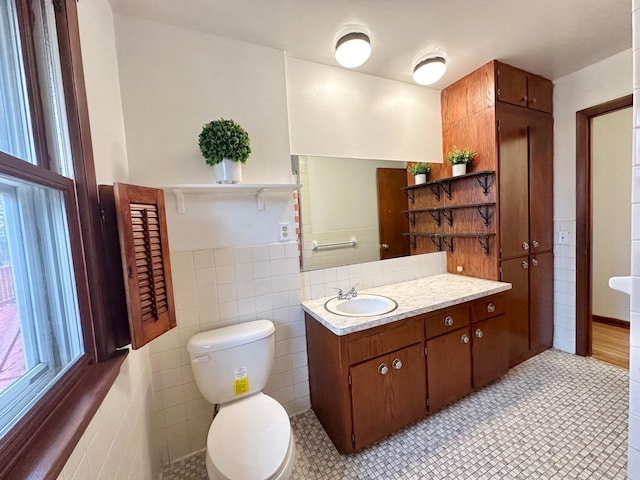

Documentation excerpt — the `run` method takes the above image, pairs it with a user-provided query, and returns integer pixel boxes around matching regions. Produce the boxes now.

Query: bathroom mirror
[294,155,412,271]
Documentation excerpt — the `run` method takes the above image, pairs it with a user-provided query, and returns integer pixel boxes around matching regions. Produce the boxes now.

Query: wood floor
[591,320,630,369]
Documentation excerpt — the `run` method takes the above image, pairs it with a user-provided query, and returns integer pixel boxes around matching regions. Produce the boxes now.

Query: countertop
[301,273,512,336]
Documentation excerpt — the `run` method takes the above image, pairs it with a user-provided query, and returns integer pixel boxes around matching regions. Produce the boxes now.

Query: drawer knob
[522,261,529,269]
[392,358,403,370]
[461,334,470,344]
[378,363,389,375]
[475,328,484,339]
[532,258,539,267]
[487,302,496,313]
[532,240,539,248]
[444,315,454,327]
[522,241,529,251]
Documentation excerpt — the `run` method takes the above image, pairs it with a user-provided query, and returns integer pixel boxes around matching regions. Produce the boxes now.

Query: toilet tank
[187,320,275,404]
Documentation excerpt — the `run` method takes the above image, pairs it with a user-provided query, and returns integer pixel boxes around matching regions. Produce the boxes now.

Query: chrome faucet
[333,283,359,300]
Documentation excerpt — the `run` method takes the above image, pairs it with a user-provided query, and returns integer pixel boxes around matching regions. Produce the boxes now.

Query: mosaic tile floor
[162,350,629,479]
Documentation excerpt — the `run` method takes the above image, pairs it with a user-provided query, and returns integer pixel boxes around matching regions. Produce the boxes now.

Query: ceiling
[108,0,631,90]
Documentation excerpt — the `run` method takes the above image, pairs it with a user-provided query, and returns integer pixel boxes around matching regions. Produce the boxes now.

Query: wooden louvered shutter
[109,183,176,349]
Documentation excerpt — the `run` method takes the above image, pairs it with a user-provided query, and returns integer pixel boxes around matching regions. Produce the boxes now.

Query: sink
[324,294,398,317]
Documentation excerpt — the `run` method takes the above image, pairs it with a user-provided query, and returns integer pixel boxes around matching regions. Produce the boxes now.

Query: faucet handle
[347,283,360,298]
[332,287,345,300]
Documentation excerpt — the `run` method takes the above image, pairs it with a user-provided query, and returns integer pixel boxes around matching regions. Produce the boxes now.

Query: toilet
[187,320,295,480]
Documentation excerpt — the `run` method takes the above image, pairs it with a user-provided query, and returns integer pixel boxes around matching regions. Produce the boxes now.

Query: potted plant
[198,118,251,184]
[447,146,477,177]
[408,162,431,185]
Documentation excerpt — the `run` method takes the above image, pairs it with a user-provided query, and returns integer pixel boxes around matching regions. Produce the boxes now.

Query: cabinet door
[529,116,554,253]
[527,74,553,113]
[426,328,471,412]
[350,354,388,449]
[385,343,427,433]
[530,251,554,351]
[498,110,530,259]
[500,257,530,366]
[472,316,508,389]
[496,63,527,108]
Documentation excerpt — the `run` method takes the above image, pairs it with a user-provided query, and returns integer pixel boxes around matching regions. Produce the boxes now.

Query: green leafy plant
[198,118,251,165]
[409,162,431,176]
[447,146,477,165]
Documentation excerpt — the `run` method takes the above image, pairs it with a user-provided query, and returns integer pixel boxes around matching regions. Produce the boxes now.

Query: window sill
[1,350,128,479]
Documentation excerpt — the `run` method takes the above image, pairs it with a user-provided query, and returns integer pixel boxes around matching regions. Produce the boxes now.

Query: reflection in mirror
[294,155,411,271]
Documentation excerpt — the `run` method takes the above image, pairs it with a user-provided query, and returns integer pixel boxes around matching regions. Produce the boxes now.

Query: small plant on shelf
[447,146,476,176]
[408,162,431,176]
[198,118,251,184]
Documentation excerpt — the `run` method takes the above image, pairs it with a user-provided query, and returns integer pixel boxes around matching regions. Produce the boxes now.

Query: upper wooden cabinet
[496,61,553,113]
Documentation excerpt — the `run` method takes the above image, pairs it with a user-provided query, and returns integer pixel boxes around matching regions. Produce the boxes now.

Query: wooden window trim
[0,1,129,478]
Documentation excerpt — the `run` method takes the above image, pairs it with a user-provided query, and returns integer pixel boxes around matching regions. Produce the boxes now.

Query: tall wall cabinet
[436,60,554,366]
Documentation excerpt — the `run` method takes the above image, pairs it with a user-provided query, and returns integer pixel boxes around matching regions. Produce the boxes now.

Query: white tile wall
[631,2,640,477]
[151,241,309,465]
[553,220,577,353]
[57,347,159,480]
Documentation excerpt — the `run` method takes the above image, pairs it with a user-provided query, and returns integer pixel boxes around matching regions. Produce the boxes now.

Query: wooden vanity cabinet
[470,295,508,389]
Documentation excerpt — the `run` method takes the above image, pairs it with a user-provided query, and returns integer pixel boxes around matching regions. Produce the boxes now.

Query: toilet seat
[207,393,293,480]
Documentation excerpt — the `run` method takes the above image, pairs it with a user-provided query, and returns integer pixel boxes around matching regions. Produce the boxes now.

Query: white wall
[286,58,443,163]
[58,1,160,479]
[552,49,632,353]
[592,107,632,322]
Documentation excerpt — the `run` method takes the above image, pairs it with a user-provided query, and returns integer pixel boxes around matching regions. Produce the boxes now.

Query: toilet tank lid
[187,320,275,353]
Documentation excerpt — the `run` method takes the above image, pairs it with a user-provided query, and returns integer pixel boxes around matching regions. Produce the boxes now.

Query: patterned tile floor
[162,350,628,479]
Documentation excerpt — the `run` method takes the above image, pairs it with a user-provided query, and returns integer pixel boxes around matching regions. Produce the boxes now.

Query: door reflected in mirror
[295,155,411,271]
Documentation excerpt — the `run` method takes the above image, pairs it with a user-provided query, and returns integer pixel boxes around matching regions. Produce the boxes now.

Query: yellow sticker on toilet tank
[233,367,249,395]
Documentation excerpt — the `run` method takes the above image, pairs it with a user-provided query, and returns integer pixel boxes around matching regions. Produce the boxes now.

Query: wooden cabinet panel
[530,251,554,351]
[385,344,427,433]
[500,257,530,366]
[527,74,553,113]
[425,306,470,339]
[350,354,387,449]
[471,294,505,322]
[529,116,554,253]
[472,315,508,389]
[498,110,530,259]
[496,63,527,108]
[348,320,422,365]
[426,328,472,411]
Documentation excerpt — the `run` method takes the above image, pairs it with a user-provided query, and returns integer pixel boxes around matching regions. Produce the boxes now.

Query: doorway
[575,95,632,362]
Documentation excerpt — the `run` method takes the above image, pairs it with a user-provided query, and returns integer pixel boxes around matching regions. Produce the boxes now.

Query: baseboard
[592,315,630,330]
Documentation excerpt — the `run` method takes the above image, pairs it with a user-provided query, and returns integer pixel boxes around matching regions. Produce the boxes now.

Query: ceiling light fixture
[413,56,447,85]
[335,32,371,68]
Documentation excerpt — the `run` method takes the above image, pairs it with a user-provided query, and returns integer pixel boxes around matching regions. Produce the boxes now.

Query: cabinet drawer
[348,321,422,365]
[425,306,470,339]
[471,295,505,323]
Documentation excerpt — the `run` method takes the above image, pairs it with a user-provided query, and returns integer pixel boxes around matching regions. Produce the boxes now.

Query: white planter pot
[452,163,467,177]
[214,158,242,184]
[415,174,427,185]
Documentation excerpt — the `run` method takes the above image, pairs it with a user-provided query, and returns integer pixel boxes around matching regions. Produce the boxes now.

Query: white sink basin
[324,294,398,317]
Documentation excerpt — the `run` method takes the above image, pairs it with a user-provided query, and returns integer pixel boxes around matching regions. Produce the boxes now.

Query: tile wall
[630,2,640,477]
[553,220,577,353]
[152,241,308,464]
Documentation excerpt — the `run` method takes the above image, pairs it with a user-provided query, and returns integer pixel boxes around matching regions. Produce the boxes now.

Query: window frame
[0,0,127,477]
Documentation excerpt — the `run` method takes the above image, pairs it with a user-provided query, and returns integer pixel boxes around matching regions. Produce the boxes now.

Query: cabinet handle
[532,240,539,248]
[392,358,403,370]
[532,258,539,267]
[531,98,537,104]
[380,243,389,250]
[487,302,496,313]
[444,315,454,327]
[522,261,529,269]
[475,328,483,339]
[522,241,529,251]
[461,334,470,344]
[378,363,389,375]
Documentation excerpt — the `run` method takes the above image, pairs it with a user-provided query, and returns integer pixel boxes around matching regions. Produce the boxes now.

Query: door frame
[575,94,632,356]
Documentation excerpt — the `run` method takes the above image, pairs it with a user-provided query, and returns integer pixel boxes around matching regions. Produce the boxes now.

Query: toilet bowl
[187,320,295,480]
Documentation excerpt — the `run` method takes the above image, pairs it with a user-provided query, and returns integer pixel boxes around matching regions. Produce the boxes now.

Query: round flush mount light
[335,32,371,68]
[413,56,447,85]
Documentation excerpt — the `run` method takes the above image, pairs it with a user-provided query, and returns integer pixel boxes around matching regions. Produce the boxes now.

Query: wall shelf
[402,170,495,204]
[401,202,495,227]
[161,184,301,213]
[402,233,496,255]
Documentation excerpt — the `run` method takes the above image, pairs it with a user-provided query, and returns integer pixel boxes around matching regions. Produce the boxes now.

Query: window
[0,0,122,477]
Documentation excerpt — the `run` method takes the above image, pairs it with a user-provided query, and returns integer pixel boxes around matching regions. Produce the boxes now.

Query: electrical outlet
[558,231,569,245]
[278,222,290,241]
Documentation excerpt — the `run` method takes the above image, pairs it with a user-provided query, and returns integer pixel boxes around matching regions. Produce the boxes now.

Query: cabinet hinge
[348,373,352,385]
[426,398,430,408]
[497,120,501,133]
[351,432,355,446]
[424,346,428,356]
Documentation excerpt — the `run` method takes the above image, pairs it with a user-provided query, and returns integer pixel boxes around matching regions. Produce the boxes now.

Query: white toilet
[187,320,295,480]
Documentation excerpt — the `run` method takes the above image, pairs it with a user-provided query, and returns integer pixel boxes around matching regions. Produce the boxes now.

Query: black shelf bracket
[429,235,443,251]
[408,235,417,250]
[442,208,453,227]
[442,236,454,252]
[405,190,415,205]
[477,205,491,226]
[477,173,491,196]
[440,181,452,200]
[429,210,441,226]
[428,183,441,201]
[404,211,416,227]
[477,235,491,255]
